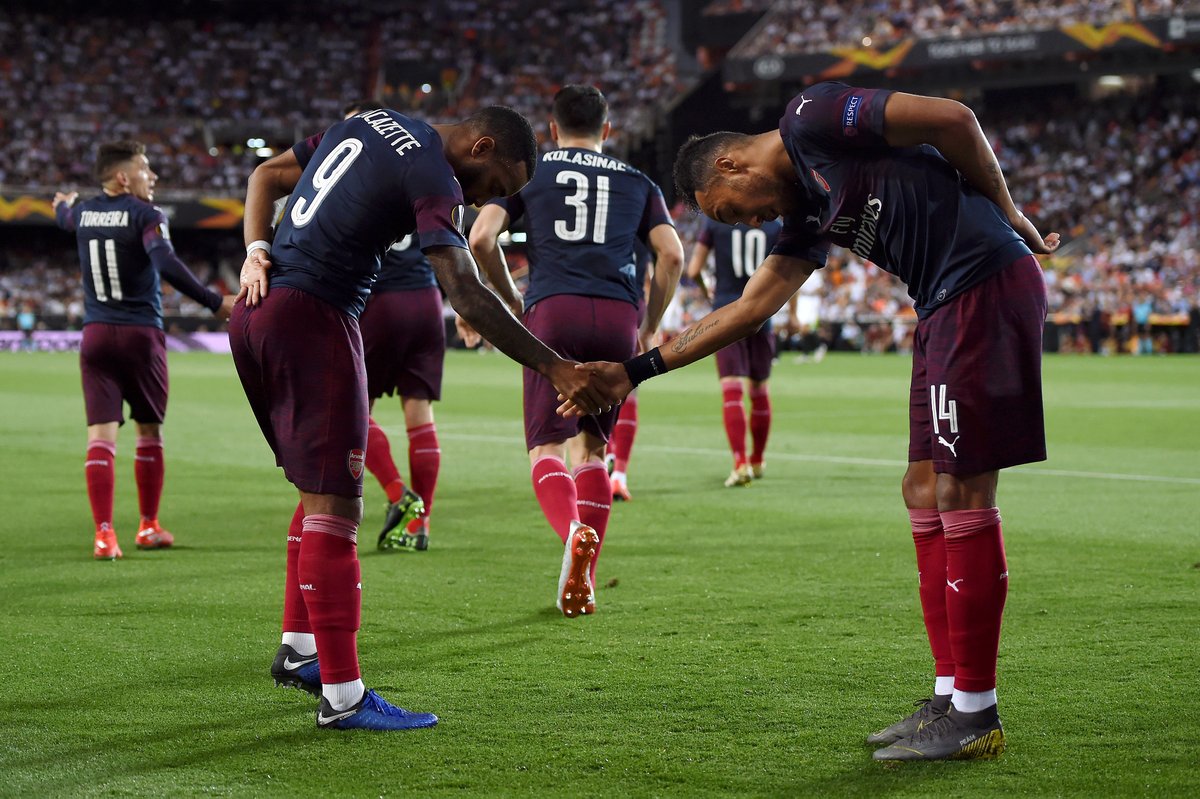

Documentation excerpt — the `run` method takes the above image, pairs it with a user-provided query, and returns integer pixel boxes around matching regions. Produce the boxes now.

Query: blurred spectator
[733,0,1199,60]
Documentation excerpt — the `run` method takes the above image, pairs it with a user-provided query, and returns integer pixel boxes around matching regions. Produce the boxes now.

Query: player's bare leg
[133,421,173,549]
[876,468,1007,760]
[86,421,121,559]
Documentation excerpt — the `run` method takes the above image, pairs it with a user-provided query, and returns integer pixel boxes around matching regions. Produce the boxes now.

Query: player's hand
[237,250,272,307]
[53,191,78,208]
[506,294,524,319]
[556,361,632,418]
[1009,210,1060,255]
[546,359,613,416]
[455,315,482,348]
[215,294,236,320]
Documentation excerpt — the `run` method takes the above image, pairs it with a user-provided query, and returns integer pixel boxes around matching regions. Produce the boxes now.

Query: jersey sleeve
[771,216,831,268]
[409,159,469,251]
[55,202,77,232]
[696,218,716,247]
[140,207,173,255]
[781,81,892,153]
[636,182,674,242]
[485,192,525,225]
[290,130,326,170]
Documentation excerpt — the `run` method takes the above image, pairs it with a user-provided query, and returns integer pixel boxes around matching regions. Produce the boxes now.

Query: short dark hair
[466,105,538,182]
[342,98,384,117]
[672,131,749,211]
[552,85,608,138]
[94,140,146,184]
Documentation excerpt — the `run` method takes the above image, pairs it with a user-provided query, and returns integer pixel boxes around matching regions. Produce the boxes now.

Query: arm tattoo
[986,160,1004,195]
[670,318,720,354]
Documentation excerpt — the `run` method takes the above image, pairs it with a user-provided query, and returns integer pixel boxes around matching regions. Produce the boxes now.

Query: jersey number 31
[555,170,610,244]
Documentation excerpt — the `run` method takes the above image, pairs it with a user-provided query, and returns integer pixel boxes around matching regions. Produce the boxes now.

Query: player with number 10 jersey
[688,219,782,487]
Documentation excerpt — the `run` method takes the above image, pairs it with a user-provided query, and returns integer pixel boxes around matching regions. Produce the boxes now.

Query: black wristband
[622,347,667,388]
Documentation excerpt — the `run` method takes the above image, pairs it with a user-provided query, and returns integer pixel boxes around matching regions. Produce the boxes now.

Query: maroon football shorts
[79,323,168,426]
[909,255,1048,475]
[715,323,775,382]
[522,294,638,450]
[229,288,368,497]
[360,286,445,402]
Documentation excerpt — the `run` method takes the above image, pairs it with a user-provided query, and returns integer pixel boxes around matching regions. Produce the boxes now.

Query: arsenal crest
[347,449,365,480]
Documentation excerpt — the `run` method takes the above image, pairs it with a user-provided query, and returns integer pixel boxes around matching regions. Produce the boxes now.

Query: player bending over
[562,81,1058,760]
[234,103,608,731]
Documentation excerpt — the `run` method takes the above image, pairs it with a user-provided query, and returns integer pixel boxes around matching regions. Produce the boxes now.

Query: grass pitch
[1,350,1197,797]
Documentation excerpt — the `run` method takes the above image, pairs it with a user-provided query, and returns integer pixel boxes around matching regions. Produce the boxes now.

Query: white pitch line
[397,430,1200,487]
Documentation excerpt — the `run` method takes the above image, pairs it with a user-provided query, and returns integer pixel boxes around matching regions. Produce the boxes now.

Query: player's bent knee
[300,492,364,525]
[935,470,998,511]
[902,460,937,509]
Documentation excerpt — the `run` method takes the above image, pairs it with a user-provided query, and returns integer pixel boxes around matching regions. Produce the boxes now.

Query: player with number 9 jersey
[231,104,604,731]
[687,219,782,486]
[470,86,684,617]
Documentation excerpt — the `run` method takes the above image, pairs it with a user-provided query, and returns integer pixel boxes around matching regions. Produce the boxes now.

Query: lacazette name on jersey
[359,110,423,156]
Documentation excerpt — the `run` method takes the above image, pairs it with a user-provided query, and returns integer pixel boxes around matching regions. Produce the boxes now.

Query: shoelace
[910,710,955,744]
[362,690,409,717]
[900,698,940,722]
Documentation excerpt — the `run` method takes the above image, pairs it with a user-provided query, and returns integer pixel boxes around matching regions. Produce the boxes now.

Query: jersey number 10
[555,171,610,244]
[730,228,768,279]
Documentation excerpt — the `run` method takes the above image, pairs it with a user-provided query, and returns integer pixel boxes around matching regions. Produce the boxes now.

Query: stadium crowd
[6,76,1199,354]
[376,0,682,154]
[0,1,679,194]
[732,0,1199,59]
[2,3,1197,354]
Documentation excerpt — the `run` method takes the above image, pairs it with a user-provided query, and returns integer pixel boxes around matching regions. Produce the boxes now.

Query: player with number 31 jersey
[470,85,684,618]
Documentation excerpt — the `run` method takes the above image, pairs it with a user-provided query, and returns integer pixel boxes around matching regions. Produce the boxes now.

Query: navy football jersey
[271,109,466,316]
[698,219,783,309]
[374,233,437,293]
[771,81,1031,319]
[56,194,178,327]
[487,147,673,309]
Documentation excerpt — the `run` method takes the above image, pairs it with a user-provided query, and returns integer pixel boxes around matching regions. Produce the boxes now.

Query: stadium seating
[731,0,1195,59]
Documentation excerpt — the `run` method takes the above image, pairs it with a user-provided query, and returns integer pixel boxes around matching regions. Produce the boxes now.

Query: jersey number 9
[291,139,365,228]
